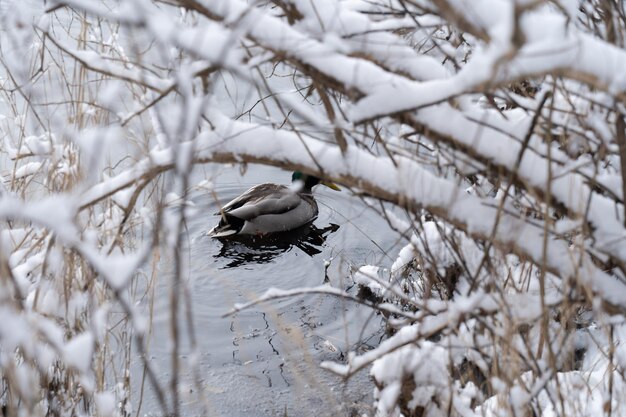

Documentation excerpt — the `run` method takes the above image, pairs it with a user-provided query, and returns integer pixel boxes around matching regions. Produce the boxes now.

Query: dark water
[135,165,403,416]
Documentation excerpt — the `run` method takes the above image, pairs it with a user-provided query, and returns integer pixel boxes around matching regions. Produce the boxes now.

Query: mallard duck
[208,171,340,237]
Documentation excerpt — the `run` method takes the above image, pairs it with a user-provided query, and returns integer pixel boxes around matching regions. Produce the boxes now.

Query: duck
[208,171,340,238]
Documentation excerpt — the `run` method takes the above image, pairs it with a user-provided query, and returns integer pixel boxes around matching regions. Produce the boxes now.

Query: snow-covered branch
[3,0,626,415]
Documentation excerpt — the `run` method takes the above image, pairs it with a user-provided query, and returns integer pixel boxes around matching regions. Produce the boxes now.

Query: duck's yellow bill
[322,181,341,191]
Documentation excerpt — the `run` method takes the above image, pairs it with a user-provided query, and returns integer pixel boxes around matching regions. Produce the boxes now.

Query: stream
[133,164,403,416]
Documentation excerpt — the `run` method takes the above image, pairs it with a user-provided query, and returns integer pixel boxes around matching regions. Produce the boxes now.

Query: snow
[3,0,626,415]
[63,332,94,374]
[228,284,350,316]
[370,336,450,416]
[24,134,53,155]
[84,245,149,290]
[354,265,383,294]
[95,392,116,416]
[0,228,28,247]
[391,243,415,276]
[39,289,60,316]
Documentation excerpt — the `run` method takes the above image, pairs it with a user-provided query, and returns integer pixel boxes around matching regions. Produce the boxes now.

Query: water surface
[137,164,403,416]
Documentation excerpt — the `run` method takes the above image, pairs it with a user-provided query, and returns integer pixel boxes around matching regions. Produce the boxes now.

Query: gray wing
[216,184,302,220]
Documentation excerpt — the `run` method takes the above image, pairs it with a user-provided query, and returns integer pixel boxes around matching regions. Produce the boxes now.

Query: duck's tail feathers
[207,214,244,238]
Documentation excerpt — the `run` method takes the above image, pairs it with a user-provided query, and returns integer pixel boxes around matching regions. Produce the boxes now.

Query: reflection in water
[215,223,340,268]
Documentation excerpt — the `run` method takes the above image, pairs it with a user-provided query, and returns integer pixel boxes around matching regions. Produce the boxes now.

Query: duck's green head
[292,171,340,191]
